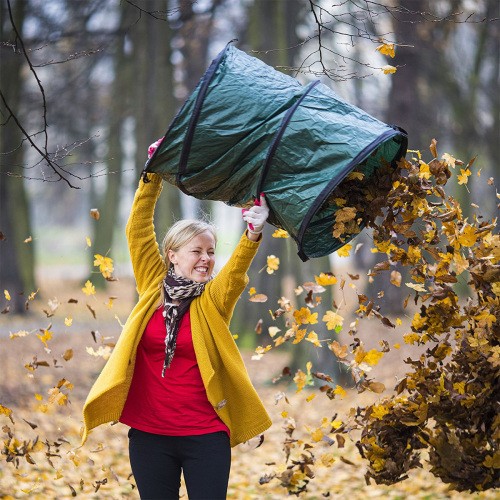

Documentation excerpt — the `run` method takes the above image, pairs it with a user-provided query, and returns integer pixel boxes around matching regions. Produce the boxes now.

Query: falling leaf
[272,229,289,238]
[254,318,263,334]
[86,345,112,359]
[266,255,280,274]
[323,310,344,330]
[333,385,346,398]
[382,65,397,74]
[82,280,96,296]
[371,404,389,420]
[376,42,395,58]
[248,287,256,296]
[337,244,352,258]
[4,290,11,301]
[329,340,348,358]
[346,171,365,181]
[62,349,74,361]
[441,153,456,168]
[390,271,402,287]
[24,236,33,243]
[457,168,471,185]
[94,254,114,279]
[87,303,97,319]
[315,273,337,286]
[429,138,438,158]
[249,293,268,303]
[305,331,322,347]
[293,307,318,325]
[90,208,100,220]
[64,317,73,327]
[405,282,426,292]
[268,326,281,337]
[36,328,53,348]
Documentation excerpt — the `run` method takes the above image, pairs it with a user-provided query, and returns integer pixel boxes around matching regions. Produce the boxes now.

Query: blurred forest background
[0,1,499,497]
[0,0,500,372]
[1,0,499,347]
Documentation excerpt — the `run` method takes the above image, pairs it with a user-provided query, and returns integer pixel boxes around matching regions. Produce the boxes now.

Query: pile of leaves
[252,140,498,494]
[356,143,499,491]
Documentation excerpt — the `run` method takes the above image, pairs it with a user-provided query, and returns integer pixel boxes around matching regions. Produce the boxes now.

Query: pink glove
[148,137,164,159]
[242,194,269,234]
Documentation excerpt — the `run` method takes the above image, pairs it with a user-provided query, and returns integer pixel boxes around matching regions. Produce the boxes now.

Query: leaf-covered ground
[0,278,497,499]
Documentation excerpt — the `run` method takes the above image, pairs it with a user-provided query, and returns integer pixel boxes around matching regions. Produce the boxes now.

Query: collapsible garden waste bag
[144,43,407,261]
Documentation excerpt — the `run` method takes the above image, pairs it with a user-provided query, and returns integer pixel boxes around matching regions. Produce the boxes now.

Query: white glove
[242,194,269,234]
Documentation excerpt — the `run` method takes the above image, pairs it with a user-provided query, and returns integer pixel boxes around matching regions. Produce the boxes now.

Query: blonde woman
[82,141,272,499]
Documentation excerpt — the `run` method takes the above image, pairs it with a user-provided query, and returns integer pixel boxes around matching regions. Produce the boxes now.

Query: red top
[120,307,229,436]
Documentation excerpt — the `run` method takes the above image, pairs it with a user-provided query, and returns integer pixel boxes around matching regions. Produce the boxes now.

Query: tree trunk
[0,0,35,313]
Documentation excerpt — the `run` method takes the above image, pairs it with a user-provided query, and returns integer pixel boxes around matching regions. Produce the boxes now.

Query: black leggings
[128,428,231,499]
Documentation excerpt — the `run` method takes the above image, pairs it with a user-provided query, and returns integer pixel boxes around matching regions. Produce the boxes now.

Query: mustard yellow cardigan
[81,174,272,447]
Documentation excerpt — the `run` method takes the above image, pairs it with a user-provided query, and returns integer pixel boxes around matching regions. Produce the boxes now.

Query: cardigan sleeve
[125,174,166,295]
[206,232,261,322]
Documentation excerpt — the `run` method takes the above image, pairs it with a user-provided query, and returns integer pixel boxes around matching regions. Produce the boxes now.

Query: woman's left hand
[242,194,269,236]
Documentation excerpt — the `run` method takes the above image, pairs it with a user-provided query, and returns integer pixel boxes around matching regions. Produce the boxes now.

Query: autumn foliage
[1,140,499,496]
[252,140,499,494]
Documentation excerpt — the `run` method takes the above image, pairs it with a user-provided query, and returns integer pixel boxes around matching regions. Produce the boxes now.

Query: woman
[81,141,272,499]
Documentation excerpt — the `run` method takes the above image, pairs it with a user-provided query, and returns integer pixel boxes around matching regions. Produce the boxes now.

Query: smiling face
[167,230,216,283]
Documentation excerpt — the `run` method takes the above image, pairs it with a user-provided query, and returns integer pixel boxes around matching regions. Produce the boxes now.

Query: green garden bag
[144,44,407,260]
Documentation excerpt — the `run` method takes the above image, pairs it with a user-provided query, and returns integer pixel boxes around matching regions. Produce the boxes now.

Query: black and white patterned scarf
[161,267,210,377]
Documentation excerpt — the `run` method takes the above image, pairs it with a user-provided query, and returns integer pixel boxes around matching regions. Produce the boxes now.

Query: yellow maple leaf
[0,404,12,417]
[337,244,352,258]
[311,428,324,442]
[320,452,336,467]
[419,162,431,179]
[272,229,289,238]
[323,310,344,330]
[94,254,114,279]
[306,331,321,347]
[82,280,96,296]
[335,206,357,223]
[346,171,365,181]
[248,287,256,296]
[403,333,420,344]
[453,252,469,275]
[4,289,11,301]
[382,65,397,74]
[36,328,53,347]
[333,385,346,398]
[64,317,73,327]
[292,328,307,344]
[457,168,471,185]
[306,393,316,402]
[315,272,337,286]
[376,42,395,58]
[407,245,422,263]
[293,307,318,325]
[371,404,389,420]
[266,255,280,274]
[361,349,384,366]
[85,236,92,247]
[294,369,307,393]
[457,225,478,247]
[441,153,457,168]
